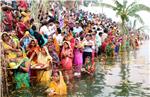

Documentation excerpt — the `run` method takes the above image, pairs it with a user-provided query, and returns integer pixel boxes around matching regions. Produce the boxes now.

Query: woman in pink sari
[61,41,73,70]
[73,38,83,77]
[61,41,73,84]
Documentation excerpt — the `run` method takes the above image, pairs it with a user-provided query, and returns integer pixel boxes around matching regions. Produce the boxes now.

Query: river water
[10,40,150,97]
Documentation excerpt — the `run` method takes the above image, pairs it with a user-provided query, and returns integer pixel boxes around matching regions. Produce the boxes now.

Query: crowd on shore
[1,1,148,96]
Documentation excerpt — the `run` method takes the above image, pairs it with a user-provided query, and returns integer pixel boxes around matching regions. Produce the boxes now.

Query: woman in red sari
[2,8,14,31]
[26,40,40,64]
[16,18,28,39]
[68,29,75,50]
[17,0,28,11]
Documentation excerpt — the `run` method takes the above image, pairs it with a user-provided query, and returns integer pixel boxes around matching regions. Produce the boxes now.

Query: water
[9,40,150,97]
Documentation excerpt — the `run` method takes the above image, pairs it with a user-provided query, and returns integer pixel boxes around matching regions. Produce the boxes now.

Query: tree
[99,0,150,34]
[129,20,149,33]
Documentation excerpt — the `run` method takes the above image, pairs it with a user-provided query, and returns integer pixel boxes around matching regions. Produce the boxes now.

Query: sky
[80,0,150,35]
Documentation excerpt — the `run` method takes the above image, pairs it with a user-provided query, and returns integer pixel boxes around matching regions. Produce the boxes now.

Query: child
[82,56,95,75]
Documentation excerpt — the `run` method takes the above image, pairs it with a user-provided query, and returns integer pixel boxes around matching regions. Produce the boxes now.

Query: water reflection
[9,41,150,97]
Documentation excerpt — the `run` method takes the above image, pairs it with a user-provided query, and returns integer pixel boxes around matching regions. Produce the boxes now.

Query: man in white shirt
[39,21,50,37]
[95,31,102,55]
[73,22,83,36]
[101,28,108,42]
[48,22,56,36]
[83,34,94,65]
[53,28,64,46]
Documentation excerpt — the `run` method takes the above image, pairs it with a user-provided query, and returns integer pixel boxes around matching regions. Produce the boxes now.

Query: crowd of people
[1,1,147,96]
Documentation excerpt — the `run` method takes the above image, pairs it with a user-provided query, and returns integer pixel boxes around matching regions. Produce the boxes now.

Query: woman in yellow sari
[53,37,60,55]
[1,33,20,60]
[36,46,52,87]
[21,11,30,28]
[46,71,67,97]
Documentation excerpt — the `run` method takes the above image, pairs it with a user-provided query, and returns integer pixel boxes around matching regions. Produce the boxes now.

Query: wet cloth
[48,71,67,95]
[37,48,52,87]
[106,43,114,56]
[16,22,27,39]
[115,45,120,54]
[14,57,30,89]
[2,41,17,59]
[2,11,13,31]
[73,48,83,72]
[61,42,73,70]
[82,40,94,64]
[27,46,40,63]
[53,37,60,55]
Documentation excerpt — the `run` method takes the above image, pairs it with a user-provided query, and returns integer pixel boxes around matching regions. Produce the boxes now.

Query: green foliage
[129,14,144,24]
[127,4,150,15]
[132,20,137,29]
[130,20,147,32]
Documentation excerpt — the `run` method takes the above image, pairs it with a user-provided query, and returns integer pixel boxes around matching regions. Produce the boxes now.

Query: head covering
[75,37,80,41]
[21,11,28,16]
[42,46,52,62]
[63,41,71,49]
[24,31,30,36]
[1,32,11,41]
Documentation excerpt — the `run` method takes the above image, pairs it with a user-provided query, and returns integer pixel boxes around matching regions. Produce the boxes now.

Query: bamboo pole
[0,41,3,97]
[0,41,9,97]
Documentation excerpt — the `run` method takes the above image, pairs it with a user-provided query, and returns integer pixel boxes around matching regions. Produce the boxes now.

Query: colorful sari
[61,41,73,70]
[16,21,28,39]
[101,41,108,53]
[17,0,28,10]
[68,33,75,50]
[27,45,40,64]
[106,43,114,57]
[48,71,67,95]
[53,37,60,55]
[14,57,30,89]
[2,11,13,31]
[115,42,120,55]
[73,40,83,73]
[2,40,17,59]
[37,47,52,87]
[135,38,139,48]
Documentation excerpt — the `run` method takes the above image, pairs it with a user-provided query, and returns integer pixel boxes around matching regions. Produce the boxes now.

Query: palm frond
[130,14,144,24]
[114,0,123,7]
[137,26,148,31]
[123,0,127,8]
[128,4,150,15]
[99,3,116,9]
[126,2,136,12]
[132,20,137,29]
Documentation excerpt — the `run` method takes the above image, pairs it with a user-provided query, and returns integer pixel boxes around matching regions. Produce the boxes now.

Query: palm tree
[129,20,149,33]
[99,0,150,34]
